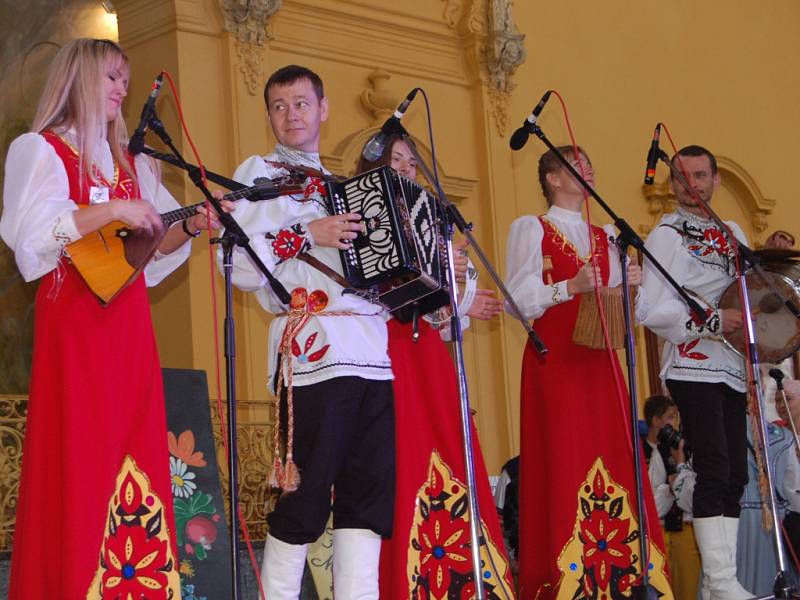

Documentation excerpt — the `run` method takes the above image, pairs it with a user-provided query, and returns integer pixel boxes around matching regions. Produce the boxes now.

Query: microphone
[362,89,419,162]
[643,123,662,185]
[509,90,552,151]
[128,73,164,156]
[769,368,786,390]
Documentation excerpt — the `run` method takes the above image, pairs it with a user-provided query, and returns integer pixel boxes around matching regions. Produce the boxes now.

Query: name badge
[89,186,110,205]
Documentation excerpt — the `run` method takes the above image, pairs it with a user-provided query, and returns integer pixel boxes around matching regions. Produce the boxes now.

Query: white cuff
[52,209,81,249]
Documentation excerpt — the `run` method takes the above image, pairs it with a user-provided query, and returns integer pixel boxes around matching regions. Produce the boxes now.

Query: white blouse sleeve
[504,215,572,321]
[0,133,81,282]
[637,225,698,344]
[219,156,285,295]
[672,462,696,514]
[646,450,674,518]
[136,154,191,287]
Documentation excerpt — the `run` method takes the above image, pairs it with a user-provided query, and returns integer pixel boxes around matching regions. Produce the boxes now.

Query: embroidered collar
[272,144,323,170]
[676,207,716,229]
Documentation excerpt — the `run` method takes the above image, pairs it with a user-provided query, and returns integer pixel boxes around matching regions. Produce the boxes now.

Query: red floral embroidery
[677,339,709,360]
[580,509,633,591]
[272,228,306,260]
[687,227,730,258]
[417,509,471,597]
[304,177,327,199]
[101,523,172,597]
[292,331,330,364]
[288,288,330,364]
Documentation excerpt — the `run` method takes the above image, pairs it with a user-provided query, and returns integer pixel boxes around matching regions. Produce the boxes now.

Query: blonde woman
[0,38,218,598]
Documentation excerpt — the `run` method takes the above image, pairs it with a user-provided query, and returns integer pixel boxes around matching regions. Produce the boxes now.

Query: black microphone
[362,89,420,162]
[643,123,662,185]
[509,90,552,151]
[769,368,786,390]
[128,73,164,156]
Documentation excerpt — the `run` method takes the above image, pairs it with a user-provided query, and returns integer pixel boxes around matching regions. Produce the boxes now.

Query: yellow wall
[115,0,800,475]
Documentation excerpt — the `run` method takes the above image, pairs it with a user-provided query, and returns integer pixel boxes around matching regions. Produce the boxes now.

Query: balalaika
[325,166,450,313]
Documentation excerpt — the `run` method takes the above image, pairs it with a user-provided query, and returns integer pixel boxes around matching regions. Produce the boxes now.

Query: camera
[657,424,684,450]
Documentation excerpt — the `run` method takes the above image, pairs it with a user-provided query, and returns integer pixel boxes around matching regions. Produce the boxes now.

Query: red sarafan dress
[9,132,180,599]
[518,218,671,600]
[380,318,515,600]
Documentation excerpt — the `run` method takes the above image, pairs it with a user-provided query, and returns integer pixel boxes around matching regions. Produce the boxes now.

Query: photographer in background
[643,395,700,600]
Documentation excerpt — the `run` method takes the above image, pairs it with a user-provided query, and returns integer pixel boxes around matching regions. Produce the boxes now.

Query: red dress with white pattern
[9,132,179,599]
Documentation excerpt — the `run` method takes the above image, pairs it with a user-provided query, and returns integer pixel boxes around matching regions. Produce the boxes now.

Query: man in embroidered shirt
[222,65,394,599]
[639,145,752,599]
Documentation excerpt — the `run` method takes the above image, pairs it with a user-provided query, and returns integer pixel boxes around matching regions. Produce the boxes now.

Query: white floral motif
[170,456,197,498]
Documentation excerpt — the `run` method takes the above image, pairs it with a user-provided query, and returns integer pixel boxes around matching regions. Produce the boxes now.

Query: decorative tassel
[572,286,627,349]
[281,455,301,492]
[543,256,554,285]
[269,456,283,490]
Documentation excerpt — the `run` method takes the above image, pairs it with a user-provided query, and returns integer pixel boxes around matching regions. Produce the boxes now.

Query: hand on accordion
[308,213,362,250]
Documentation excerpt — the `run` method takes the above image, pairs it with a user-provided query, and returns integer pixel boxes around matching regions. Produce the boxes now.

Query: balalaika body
[325,166,450,313]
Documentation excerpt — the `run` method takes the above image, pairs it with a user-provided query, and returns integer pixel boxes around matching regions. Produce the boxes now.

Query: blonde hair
[32,38,135,186]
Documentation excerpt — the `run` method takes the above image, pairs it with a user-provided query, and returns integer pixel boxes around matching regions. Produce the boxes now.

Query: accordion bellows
[572,286,628,350]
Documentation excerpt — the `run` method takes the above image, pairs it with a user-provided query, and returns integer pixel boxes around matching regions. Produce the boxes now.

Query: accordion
[326,166,450,313]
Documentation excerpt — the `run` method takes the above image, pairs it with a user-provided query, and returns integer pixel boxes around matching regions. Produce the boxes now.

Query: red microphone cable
[160,71,267,600]
[549,91,634,449]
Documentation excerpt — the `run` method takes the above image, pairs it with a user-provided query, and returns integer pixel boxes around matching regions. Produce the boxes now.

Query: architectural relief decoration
[641,156,776,246]
[211,400,275,540]
[441,0,526,136]
[0,396,26,553]
[360,68,398,126]
[221,0,282,95]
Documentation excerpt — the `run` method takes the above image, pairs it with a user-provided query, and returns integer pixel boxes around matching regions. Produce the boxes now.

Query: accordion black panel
[327,166,450,313]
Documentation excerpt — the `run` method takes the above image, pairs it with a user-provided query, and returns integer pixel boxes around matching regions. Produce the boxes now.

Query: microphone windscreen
[509,127,529,151]
[362,134,386,162]
[769,368,785,387]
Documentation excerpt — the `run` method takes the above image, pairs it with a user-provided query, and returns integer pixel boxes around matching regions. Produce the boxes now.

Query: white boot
[332,528,381,599]
[261,534,308,600]
[693,516,754,600]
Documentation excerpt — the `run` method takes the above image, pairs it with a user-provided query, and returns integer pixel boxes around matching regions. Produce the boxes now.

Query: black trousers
[267,376,395,545]
[666,379,748,518]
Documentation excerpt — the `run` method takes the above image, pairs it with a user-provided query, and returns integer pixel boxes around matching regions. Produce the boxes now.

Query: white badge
[89,186,110,205]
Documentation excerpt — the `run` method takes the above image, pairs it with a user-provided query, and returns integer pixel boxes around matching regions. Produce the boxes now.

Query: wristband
[182,218,201,238]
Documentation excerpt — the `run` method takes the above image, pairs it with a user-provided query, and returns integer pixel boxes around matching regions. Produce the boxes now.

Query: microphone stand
[526,123,701,599]
[140,147,247,192]
[142,111,291,600]
[386,122,538,600]
[656,152,800,600]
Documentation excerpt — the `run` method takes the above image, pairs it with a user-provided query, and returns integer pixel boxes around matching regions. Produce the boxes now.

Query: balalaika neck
[158,184,284,227]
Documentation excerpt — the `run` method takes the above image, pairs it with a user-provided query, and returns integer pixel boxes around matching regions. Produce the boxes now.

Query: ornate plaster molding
[221,0,282,95]
[441,0,526,136]
[641,156,776,246]
[360,68,398,127]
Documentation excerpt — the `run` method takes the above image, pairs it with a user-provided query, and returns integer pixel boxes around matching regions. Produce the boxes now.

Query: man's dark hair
[671,144,717,177]
[644,395,676,427]
[263,65,324,109]
[537,145,589,205]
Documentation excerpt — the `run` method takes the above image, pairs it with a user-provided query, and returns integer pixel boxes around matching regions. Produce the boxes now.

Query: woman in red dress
[357,136,515,599]
[0,38,220,599]
[505,146,673,599]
